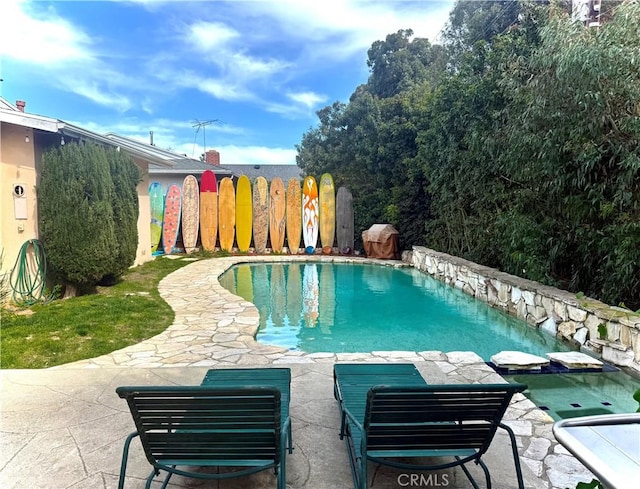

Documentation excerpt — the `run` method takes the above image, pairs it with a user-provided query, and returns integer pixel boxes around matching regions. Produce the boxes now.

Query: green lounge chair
[116,368,292,489]
[334,363,527,489]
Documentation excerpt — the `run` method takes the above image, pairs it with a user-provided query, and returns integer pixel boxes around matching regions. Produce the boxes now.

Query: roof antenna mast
[191,119,220,158]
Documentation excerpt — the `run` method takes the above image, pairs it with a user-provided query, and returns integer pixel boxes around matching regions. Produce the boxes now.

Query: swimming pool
[219,262,571,358]
[220,261,640,419]
[507,370,640,420]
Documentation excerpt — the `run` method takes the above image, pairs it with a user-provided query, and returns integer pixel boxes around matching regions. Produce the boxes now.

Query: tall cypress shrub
[107,148,140,279]
[38,142,118,289]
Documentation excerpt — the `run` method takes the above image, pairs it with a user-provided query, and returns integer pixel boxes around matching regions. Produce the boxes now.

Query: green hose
[9,239,49,306]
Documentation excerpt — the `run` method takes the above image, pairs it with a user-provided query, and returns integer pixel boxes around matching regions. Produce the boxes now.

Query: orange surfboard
[286,178,301,254]
[218,177,235,252]
[235,175,252,253]
[200,170,218,251]
[269,177,286,253]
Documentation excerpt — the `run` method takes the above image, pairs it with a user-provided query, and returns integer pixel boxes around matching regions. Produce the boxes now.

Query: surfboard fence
[405,246,640,373]
[149,174,354,256]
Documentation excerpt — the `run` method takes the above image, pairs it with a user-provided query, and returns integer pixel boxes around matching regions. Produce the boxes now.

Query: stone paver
[2,255,595,488]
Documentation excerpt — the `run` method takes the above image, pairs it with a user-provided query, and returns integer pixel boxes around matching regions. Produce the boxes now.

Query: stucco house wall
[130,157,152,267]
[0,123,39,275]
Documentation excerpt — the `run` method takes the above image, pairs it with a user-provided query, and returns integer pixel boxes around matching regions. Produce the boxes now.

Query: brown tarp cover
[362,224,399,259]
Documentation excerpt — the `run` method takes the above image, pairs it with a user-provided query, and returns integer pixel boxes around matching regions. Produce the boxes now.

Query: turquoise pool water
[220,262,640,419]
[219,262,571,358]
[507,371,640,420]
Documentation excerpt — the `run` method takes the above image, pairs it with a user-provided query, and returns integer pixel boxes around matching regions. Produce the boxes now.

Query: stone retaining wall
[405,246,640,373]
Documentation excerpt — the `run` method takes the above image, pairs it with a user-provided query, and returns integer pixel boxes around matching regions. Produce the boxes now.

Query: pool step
[489,350,614,375]
[490,351,549,371]
[545,352,603,370]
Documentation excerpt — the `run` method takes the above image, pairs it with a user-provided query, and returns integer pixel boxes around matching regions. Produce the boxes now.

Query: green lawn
[0,256,195,368]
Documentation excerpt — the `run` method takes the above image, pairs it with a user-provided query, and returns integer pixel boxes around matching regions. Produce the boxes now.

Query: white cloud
[197,78,253,102]
[178,18,292,103]
[187,21,240,50]
[215,145,298,166]
[163,142,297,166]
[0,0,93,64]
[240,0,453,61]
[69,81,132,112]
[287,91,328,110]
[0,0,142,111]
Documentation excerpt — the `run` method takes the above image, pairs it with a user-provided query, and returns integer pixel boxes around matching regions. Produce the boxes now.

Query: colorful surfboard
[269,177,286,253]
[218,177,235,252]
[336,186,354,254]
[149,182,164,254]
[319,173,335,251]
[286,178,302,254]
[235,175,253,253]
[252,176,269,254]
[181,175,200,253]
[162,184,181,254]
[199,170,218,252]
[302,176,319,252]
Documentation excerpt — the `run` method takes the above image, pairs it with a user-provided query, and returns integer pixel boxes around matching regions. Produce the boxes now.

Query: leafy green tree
[367,29,448,98]
[501,1,640,306]
[106,148,141,281]
[298,30,446,248]
[38,142,135,292]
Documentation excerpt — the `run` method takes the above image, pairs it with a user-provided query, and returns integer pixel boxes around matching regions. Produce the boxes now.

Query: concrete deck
[0,256,595,488]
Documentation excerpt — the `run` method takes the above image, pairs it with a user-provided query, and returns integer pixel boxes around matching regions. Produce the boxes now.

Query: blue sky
[1,0,454,165]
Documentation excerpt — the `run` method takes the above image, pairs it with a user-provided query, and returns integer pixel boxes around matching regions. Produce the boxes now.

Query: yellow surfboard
[235,175,252,253]
[319,173,335,250]
[218,177,235,252]
[286,178,302,254]
[269,177,286,253]
[252,176,269,254]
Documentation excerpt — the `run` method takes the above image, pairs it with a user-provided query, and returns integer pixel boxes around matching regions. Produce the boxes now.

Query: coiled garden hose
[9,239,49,306]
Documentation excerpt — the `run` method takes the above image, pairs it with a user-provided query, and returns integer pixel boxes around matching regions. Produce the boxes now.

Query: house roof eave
[0,107,62,133]
[60,124,174,168]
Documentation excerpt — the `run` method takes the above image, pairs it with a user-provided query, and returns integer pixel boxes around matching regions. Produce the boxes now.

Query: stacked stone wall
[405,246,640,372]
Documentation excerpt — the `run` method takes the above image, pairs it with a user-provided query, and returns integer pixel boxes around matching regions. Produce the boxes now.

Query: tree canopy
[38,142,140,292]
[296,0,640,309]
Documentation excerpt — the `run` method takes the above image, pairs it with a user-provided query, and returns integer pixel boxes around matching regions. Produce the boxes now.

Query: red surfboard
[200,170,218,251]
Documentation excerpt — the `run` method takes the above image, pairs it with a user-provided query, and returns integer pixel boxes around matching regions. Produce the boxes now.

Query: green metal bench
[334,363,527,489]
[116,368,291,489]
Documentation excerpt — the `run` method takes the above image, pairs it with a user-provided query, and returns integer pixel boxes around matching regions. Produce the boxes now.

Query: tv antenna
[191,119,221,158]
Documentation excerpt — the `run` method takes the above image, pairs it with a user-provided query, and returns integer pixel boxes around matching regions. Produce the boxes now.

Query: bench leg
[499,422,525,489]
[118,432,139,489]
[456,457,484,489]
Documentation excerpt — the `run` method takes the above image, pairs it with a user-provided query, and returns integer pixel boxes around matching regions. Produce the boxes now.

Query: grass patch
[0,256,195,368]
